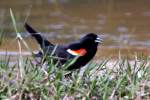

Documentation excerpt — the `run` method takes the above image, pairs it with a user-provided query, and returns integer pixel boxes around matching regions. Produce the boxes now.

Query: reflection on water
[0,0,150,58]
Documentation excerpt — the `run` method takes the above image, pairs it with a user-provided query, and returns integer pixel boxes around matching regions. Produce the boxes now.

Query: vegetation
[1,50,150,99]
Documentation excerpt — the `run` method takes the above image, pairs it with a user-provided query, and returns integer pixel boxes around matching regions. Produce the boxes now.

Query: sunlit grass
[0,25,4,45]
[1,52,150,99]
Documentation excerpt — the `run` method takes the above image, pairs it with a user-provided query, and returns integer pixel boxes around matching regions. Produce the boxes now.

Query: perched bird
[24,23,102,70]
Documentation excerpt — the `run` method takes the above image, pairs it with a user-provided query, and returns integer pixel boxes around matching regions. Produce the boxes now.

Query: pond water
[0,0,150,59]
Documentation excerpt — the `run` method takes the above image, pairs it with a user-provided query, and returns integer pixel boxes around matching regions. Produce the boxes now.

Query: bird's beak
[95,36,103,43]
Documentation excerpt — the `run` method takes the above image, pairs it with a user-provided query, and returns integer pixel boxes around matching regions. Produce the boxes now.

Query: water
[0,0,150,59]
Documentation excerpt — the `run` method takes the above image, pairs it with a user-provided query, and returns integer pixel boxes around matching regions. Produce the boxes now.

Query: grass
[1,52,150,99]
[0,9,150,99]
[0,22,4,45]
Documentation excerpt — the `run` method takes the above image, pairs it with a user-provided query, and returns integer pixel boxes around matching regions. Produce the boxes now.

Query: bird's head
[80,33,103,47]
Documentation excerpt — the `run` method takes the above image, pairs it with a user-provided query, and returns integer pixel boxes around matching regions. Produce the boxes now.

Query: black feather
[24,23,37,33]
[24,23,53,48]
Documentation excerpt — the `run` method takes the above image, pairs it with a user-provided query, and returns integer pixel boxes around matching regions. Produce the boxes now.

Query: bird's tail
[24,23,53,48]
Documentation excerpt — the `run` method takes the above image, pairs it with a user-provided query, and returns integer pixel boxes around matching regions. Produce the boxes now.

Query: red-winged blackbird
[24,23,102,70]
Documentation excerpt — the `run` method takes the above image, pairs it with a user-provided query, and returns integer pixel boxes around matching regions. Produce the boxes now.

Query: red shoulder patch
[67,48,87,56]
[73,48,87,56]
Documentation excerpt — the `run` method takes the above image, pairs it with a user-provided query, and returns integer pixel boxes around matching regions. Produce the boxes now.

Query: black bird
[24,23,102,70]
